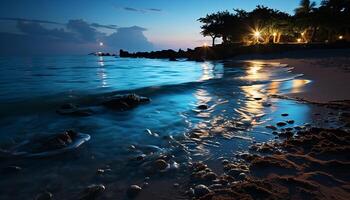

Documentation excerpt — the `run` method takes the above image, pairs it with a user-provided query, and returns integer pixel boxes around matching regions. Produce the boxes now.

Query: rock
[127,185,142,198]
[197,104,209,110]
[237,173,247,181]
[276,122,287,127]
[186,188,195,197]
[194,184,211,198]
[96,169,105,174]
[279,131,294,138]
[102,94,150,111]
[35,192,53,200]
[227,168,242,178]
[287,120,295,124]
[266,125,277,130]
[272,131,278,135]
[154,159,168,170]
[203,172,217,181]
[285,127,293,132]
[80,184,105,200]
[281,113,289,117]
[254,97,262,100]
[136,154,146,161]
[221,159,229,165]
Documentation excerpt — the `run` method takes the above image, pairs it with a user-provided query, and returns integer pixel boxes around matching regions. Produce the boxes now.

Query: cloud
[16,21,76,41]
[104,26,153,52]
[124,7,143,12]
[90,23,118,30]
[67,19,101,42]
[148,8,162,12]
[0,18,153,55]
[0,17,118,30]
[0,17,64,25]
[116,6,162,13]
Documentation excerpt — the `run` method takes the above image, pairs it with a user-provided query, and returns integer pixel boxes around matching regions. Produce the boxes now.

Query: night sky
[0,0,322,55]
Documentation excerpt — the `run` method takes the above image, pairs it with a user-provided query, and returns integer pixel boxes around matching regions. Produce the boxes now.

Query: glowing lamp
[297,38,302,43]
[273,32,277,37]
[254,31,261,38]
[339,35,343,40]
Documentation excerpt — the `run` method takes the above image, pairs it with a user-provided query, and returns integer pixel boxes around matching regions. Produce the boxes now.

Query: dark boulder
[102,94,150,111]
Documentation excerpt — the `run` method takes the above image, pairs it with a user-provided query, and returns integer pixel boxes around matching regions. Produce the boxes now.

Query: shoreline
[235,49,350,103]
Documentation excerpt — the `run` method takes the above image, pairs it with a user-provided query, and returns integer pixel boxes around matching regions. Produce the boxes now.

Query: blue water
[0,56,331,199]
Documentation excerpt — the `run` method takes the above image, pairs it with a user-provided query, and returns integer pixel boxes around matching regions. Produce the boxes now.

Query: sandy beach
[193,50,350,200]
[237,49,350,103]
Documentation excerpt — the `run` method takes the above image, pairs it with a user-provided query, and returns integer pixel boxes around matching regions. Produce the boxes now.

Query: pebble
[80,184,105,200]
[154,159,168,170]
[227,168,241,177]
[203,172,217,181]
[197,104,209,110]
[285,127,293,132]
[287,120,295,124]
[221,159,229,165]
[35,192,53,200]
[127,185,142,198]
[136,154,146,161]
[281,113,289,117]
[237,173,247,181]
[254,97,262,100]
[276,122,287,127]
[186,188,195,197]
[194,184,211,198]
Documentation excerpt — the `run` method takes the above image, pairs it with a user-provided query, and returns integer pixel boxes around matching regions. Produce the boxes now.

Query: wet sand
[192,49,350,200]
[236,49,350,103]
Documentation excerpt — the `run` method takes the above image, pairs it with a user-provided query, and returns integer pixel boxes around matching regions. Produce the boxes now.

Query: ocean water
[0,56,333,199]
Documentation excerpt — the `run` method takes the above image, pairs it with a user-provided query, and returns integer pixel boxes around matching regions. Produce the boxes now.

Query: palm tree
[295,0,317,16]
[294,0,318,42]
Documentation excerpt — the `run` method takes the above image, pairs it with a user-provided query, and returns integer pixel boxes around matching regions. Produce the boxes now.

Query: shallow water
[0,56,339,199]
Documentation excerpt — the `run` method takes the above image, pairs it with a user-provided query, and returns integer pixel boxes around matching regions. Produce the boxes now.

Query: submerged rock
[2,130,90,158]
[281,113,289,117]
[127,185,142,198]
[287,120,295,124]
[35,191,53,200]
[102,94,150,111]
[276,122,287,127]
[154,159,168,171]
[80,184,105,200]
[197,104,209,110]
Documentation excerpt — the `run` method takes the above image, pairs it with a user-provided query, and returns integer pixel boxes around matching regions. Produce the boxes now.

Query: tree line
[198,0,350,46]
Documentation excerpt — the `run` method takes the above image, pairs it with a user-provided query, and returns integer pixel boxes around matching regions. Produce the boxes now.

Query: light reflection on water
[0,57,325,199]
